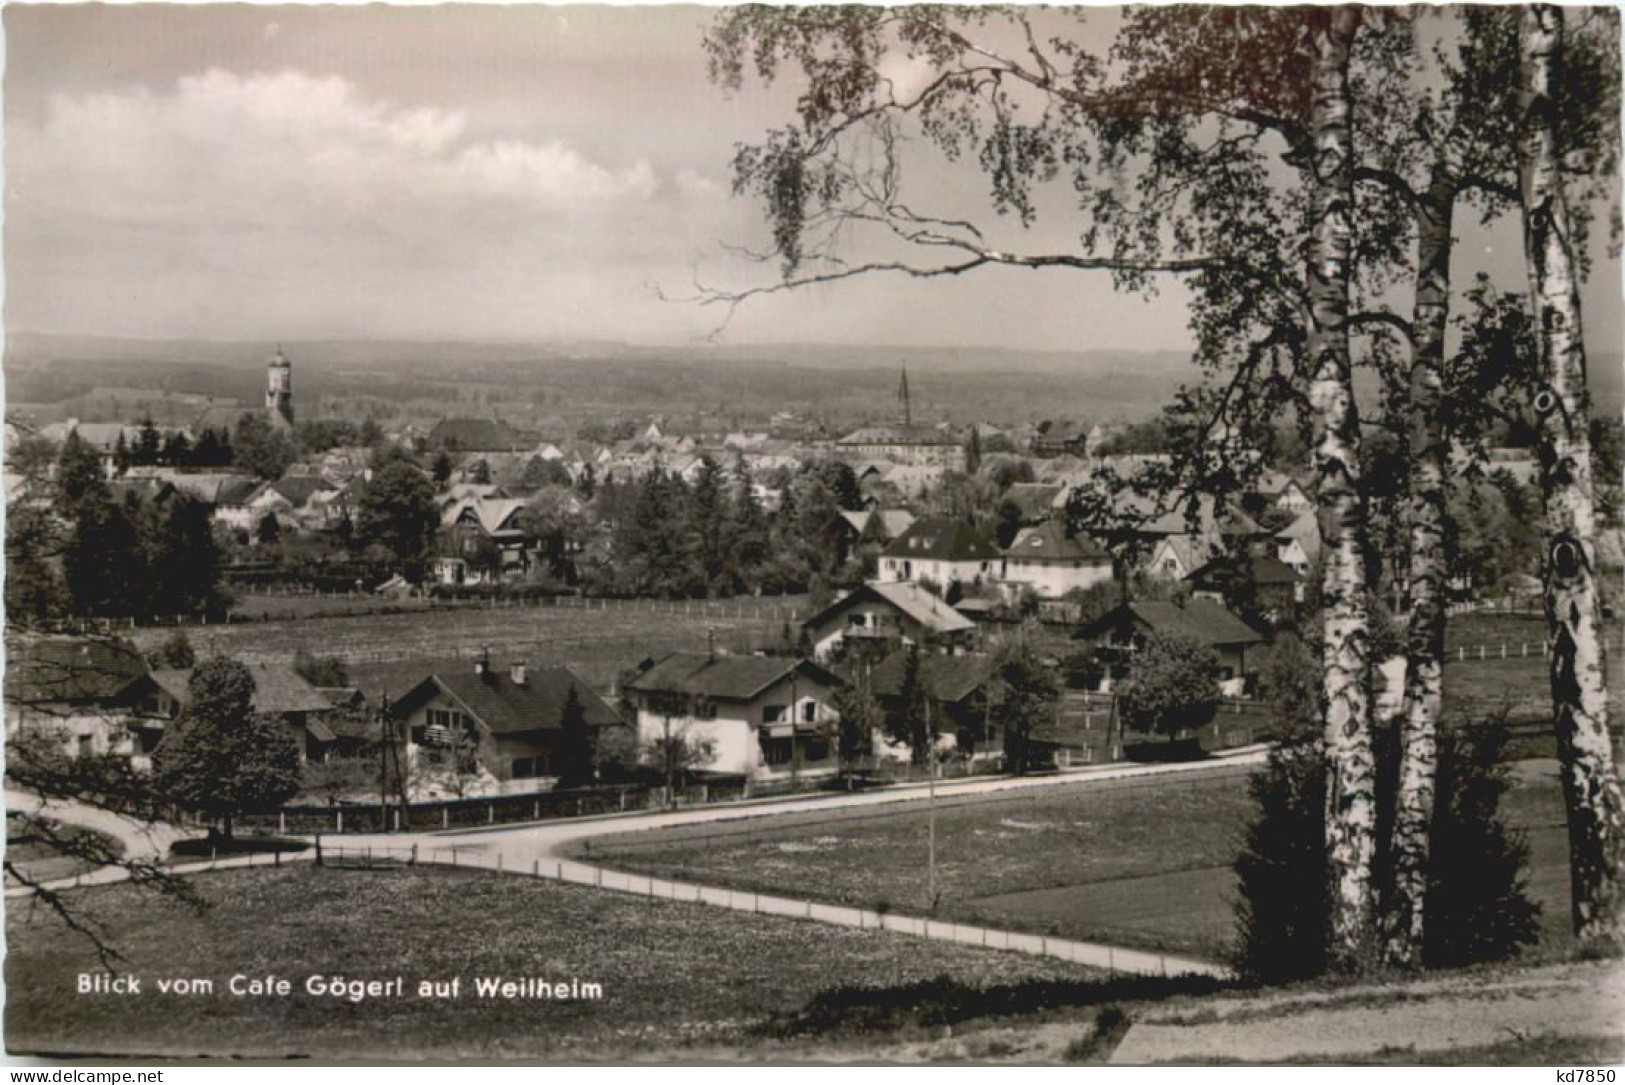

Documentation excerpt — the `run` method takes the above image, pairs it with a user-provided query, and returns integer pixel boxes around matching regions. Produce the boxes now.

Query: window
[802,700,817,723]
[762,705,786,724]
[761,736,793,765]
[847,613,868,628]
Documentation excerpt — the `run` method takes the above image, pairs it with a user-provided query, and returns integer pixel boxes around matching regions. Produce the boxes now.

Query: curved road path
[9,751,1266,977]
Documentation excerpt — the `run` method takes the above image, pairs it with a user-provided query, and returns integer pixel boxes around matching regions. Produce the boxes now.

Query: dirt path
[1109,959,1625,1063]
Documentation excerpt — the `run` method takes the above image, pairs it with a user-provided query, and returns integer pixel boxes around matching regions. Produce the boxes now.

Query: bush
[1232,714,1538,983]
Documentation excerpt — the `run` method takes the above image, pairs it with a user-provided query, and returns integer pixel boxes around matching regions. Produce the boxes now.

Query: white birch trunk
[1516,4,1625,944]
[1307,6,1378,971]
[1384,144,1462,969]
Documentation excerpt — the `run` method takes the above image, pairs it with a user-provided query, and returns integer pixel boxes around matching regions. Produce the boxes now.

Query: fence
[304,842,1226,979]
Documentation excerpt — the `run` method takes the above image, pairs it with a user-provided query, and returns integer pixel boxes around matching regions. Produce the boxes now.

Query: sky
[3,4,1620,355]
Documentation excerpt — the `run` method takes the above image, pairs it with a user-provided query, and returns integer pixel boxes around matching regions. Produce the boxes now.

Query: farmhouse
[4,636,163,761]
[622,652,845,781]
[1185,553,1305,623]
[1000,521,1114,599]
[867,649,1002,761]
[153,663,336,763]
[878,518,1001,588]
[801,580,977,661]
[1074,598,1266,690]
[389,657,622,782]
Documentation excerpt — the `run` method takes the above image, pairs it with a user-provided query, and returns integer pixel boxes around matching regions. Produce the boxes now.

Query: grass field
[129,595,810,690]
[588,760,1575,963]
[4,865,1098,1060]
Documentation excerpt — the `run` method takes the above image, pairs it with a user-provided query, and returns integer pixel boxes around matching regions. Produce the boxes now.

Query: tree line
[702,3,1623,970]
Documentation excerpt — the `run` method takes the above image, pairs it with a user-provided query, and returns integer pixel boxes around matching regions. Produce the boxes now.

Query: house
[867,649,1002,761]
[1031,420,1091,458]
[801,580,977,661]
[5,636,164,761]
[622,652,846,781]
[1275,508,1320,573]
[1074,598,1266,690]
[1000,521,1114,599]
[1247,469,1313,516]
[152,663,337,763]
[878,519,1001,588]
[389,657,623,782]
[831,508,917,564]
[439,495,534,579]
[1185,553,1305,623]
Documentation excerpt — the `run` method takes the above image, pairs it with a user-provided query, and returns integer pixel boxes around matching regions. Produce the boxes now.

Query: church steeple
[266,345,294,429]
[897,362,911,427]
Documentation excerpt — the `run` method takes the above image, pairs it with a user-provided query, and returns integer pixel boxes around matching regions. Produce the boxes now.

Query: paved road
[5,788,195,862]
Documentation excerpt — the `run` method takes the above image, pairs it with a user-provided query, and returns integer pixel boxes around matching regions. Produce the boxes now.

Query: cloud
[6,68,736,339]
[10,68,669,227]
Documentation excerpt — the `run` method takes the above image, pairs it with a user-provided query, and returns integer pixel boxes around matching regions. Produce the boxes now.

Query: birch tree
[1514,3,1625,944]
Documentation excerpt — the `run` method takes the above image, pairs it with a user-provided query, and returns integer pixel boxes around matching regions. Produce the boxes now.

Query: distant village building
[867,648,1002,761]
[836,425,967,471]
[878,518,1001,588]
[622,652,845,781]
[266,347,295,430]
[1000,521,1114,599]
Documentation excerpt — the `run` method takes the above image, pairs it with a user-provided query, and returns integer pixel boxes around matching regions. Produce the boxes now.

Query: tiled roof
[624,652,841,702]
[153,663,335,716]
[1078,599,1265,648]
[867,649,996,705]
[271,475,332,505]
[1186,554,1303,588]
[882,519,1001,562]
[837,425,958,447]
[428,418,530,452]
[6,636,150,703]
[804,582,976,636]
[1005,521,1111,562]
[391,664,620,735]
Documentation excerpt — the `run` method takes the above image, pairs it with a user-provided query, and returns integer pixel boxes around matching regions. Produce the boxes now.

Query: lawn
[4,865,1099,1061]
[130,595,811,690]
[588,760,1576,963]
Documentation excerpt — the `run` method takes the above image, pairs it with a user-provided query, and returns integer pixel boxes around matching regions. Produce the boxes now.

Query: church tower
[266,346,294,429]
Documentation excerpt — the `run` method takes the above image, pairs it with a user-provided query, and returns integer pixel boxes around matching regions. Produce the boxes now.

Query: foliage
[150,658,303,838]
[552,686,595,789]
[232,414,299,481]
[1233,713,1539,982]
[883,643,934,766]
[292,649,349,688]
[149,629,196,671]
[356,461,439,581]
[1115,631,1221,739]
[831,672,879,779]
[992,628,1061,773]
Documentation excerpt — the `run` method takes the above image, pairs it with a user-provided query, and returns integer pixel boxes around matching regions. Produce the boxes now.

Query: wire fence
[304,841,1227,980]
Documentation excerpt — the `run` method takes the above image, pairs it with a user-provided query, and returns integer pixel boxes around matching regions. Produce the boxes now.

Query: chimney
[510,660,527,687]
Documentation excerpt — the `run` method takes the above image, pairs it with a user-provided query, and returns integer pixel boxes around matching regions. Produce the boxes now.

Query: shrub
[1232,714,1539,983]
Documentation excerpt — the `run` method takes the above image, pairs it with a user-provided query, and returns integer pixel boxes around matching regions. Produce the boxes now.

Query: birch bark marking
[1516,4,1625,944]
[1385,140,1463,969]
[1307,6,1377,971]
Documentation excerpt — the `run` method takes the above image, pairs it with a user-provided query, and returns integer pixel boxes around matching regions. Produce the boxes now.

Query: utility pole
[926,696,937,911]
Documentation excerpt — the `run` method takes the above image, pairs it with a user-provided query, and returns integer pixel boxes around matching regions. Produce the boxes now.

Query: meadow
[586,760,1574,963]
[4,865,1098,1060]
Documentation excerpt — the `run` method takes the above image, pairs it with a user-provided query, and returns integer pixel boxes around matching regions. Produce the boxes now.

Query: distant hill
[5,332,1619,428]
